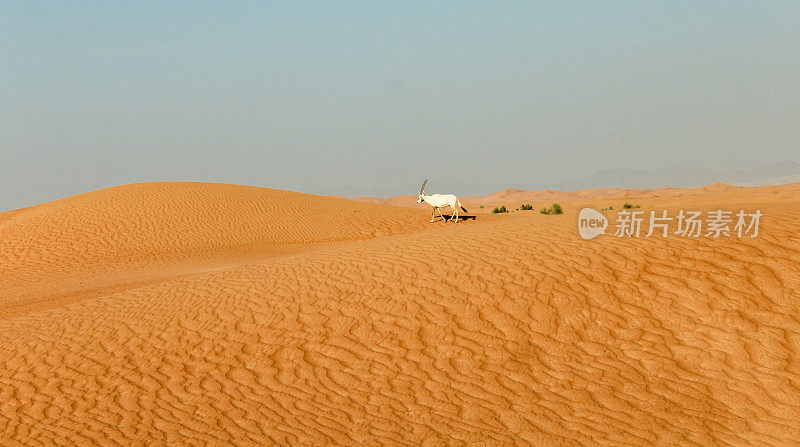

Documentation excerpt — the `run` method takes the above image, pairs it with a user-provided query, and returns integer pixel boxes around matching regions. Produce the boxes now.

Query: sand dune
[0,182,430,319]
[1,182,799,445]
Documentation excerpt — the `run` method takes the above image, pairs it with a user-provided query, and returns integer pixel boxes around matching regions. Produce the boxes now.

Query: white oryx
[416,179,468,223]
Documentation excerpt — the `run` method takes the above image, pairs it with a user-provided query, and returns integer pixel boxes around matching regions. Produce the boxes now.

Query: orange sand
[1,181,799,445]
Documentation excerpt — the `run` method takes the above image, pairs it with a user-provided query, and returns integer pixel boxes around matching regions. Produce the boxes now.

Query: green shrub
[520,203,534,211]
[540,203,563,215]
[623,202,640,209]
[491,205,508,214]
[479,205,484,209]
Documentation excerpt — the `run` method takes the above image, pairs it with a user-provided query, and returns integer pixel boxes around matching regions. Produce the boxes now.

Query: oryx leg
[429,207,436,223]
[437,207,446,222]
[450,204,459,222]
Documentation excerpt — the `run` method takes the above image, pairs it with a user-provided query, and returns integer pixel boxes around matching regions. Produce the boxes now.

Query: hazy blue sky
[2,1,799,210]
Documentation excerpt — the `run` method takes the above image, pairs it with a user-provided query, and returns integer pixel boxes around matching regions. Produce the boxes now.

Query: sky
[2,1,799,210]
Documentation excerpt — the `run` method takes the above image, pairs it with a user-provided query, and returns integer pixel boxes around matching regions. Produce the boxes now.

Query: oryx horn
[420,179,428,195]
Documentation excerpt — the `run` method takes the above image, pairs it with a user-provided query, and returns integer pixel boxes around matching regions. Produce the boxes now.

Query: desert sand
[1,181,799,445]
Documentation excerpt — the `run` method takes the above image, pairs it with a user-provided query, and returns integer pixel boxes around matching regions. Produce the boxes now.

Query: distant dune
[1,181,799,445]
[349,182,799,209]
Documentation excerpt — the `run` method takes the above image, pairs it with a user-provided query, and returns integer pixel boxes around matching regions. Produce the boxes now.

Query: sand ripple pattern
[1,184,799,445]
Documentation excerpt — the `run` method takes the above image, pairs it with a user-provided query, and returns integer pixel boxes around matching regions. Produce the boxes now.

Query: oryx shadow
[430,214,477,223]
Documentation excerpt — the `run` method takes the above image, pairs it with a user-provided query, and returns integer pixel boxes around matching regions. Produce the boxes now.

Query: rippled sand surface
[1,182,798,445]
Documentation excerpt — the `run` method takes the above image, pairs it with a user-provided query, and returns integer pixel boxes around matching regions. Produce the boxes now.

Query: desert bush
[540,203,563,215]
[492,205,508,214]
[520,203,534,210]
[623,202,640,209]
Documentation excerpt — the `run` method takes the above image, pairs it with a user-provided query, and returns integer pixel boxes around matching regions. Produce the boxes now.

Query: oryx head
[416,179,428,203]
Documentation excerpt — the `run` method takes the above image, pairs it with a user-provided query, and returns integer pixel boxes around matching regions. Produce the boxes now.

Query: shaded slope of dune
[1,182,799,445]
[0,182,431,318]
[0,182,430,278]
